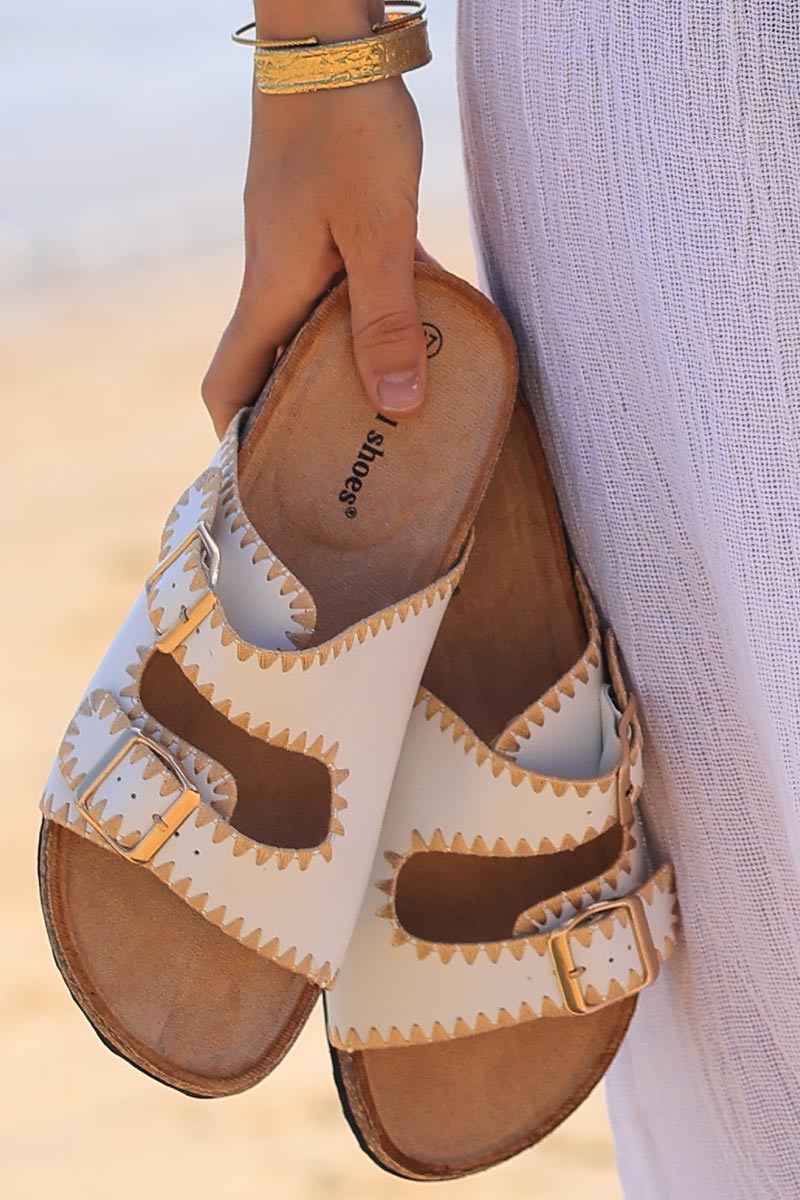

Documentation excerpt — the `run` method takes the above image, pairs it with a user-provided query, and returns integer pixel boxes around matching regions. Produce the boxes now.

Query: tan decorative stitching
[373,818,640,968]
[494,568,602,754]
[153,442,317,651]
[45,683,347,987]
[150,467,470,677]
[215,429,317,649]
[367,596,643,971]
[331,863,678,1050]
[415,690,619,797]
[160,533,471,681]
[396,817,621,864]
[60,688,237,821]
[45,797,337,988]
[604,627,644,766]
[517,821,639,931]
[328,995,566,1051]
[121,647,349,868]
[157,467,220,560]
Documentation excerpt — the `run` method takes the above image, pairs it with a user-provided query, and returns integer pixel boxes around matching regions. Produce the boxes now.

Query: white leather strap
[395,679,638,863]
[46,690,348,984]
[495,571,644,800]
[366,584,643,891]
[328,861,678,1049]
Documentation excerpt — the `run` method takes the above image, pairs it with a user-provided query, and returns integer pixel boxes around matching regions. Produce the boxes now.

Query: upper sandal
[38,264,518,1096]
[326,402,680,1180]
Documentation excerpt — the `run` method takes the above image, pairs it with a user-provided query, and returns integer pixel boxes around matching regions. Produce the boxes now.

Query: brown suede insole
[38,264,518,1097]
[333,403,635,1179]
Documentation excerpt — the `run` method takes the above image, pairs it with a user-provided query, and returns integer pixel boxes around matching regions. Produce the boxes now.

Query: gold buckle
[146,522,221,653]
[74,728,200,864]
[549,894,660,1016]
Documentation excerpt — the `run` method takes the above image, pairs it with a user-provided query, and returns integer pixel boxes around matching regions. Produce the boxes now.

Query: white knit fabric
[457,3,800,1197]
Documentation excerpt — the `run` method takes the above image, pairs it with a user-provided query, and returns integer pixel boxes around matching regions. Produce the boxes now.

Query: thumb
[344,235,427,418]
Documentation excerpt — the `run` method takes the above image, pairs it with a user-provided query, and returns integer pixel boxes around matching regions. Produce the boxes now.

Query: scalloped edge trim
[605,626,644,767]
[43,685,347,988]
[511,821,640,933]
[216,421,318,649]
[493,567,602,756]
[55,689,236,819]
[159,529,472,680]
[157,466,220,560]
[414,689,619,796]
[374,820,642,967]
[150,423,472,674]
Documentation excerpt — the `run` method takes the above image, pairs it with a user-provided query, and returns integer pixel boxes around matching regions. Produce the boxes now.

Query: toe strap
[43,690,343,986]
[327,857,678,1050]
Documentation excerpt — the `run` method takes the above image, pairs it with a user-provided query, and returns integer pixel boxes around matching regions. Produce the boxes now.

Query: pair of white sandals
[39,266,678,1180]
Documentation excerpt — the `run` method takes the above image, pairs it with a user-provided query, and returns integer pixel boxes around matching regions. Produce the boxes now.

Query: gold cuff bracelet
[232,2,431,96]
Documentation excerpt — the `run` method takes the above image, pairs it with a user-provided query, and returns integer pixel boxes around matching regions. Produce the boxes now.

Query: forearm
[254,0,379,41]
[203,1,426,433]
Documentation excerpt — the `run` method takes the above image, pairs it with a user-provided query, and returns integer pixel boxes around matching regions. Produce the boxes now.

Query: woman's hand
[202,0,429,438]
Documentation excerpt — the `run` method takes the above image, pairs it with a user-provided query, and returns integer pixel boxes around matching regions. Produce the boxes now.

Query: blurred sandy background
[1,4,623,1197]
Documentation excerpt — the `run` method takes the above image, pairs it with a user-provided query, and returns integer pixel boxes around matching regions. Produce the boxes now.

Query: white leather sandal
[38,264,518,1097]
[326,403,680,1179]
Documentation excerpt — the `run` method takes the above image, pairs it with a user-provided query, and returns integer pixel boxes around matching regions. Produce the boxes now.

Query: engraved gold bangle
[231,2,432,96]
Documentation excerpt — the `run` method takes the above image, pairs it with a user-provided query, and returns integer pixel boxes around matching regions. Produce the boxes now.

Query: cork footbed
[38,264,518,1098]
[330,403,635,1179]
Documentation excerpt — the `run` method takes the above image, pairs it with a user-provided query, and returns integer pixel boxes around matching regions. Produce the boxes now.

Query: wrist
[254,1,376,43]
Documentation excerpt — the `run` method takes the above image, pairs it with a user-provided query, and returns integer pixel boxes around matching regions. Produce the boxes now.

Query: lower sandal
[38,263,517,1097]
[326,401,680,1178]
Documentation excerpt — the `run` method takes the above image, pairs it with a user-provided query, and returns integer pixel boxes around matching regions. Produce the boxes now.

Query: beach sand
[0,253,623,1200]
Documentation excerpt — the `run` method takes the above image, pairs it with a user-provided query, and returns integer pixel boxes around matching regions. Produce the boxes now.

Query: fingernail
[377,370,422,414]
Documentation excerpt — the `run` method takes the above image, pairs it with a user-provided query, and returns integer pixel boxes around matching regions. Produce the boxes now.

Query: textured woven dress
[457,4,800,1197]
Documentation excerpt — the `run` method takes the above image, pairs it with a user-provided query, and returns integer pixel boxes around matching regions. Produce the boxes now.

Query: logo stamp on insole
[423,322,443,358]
